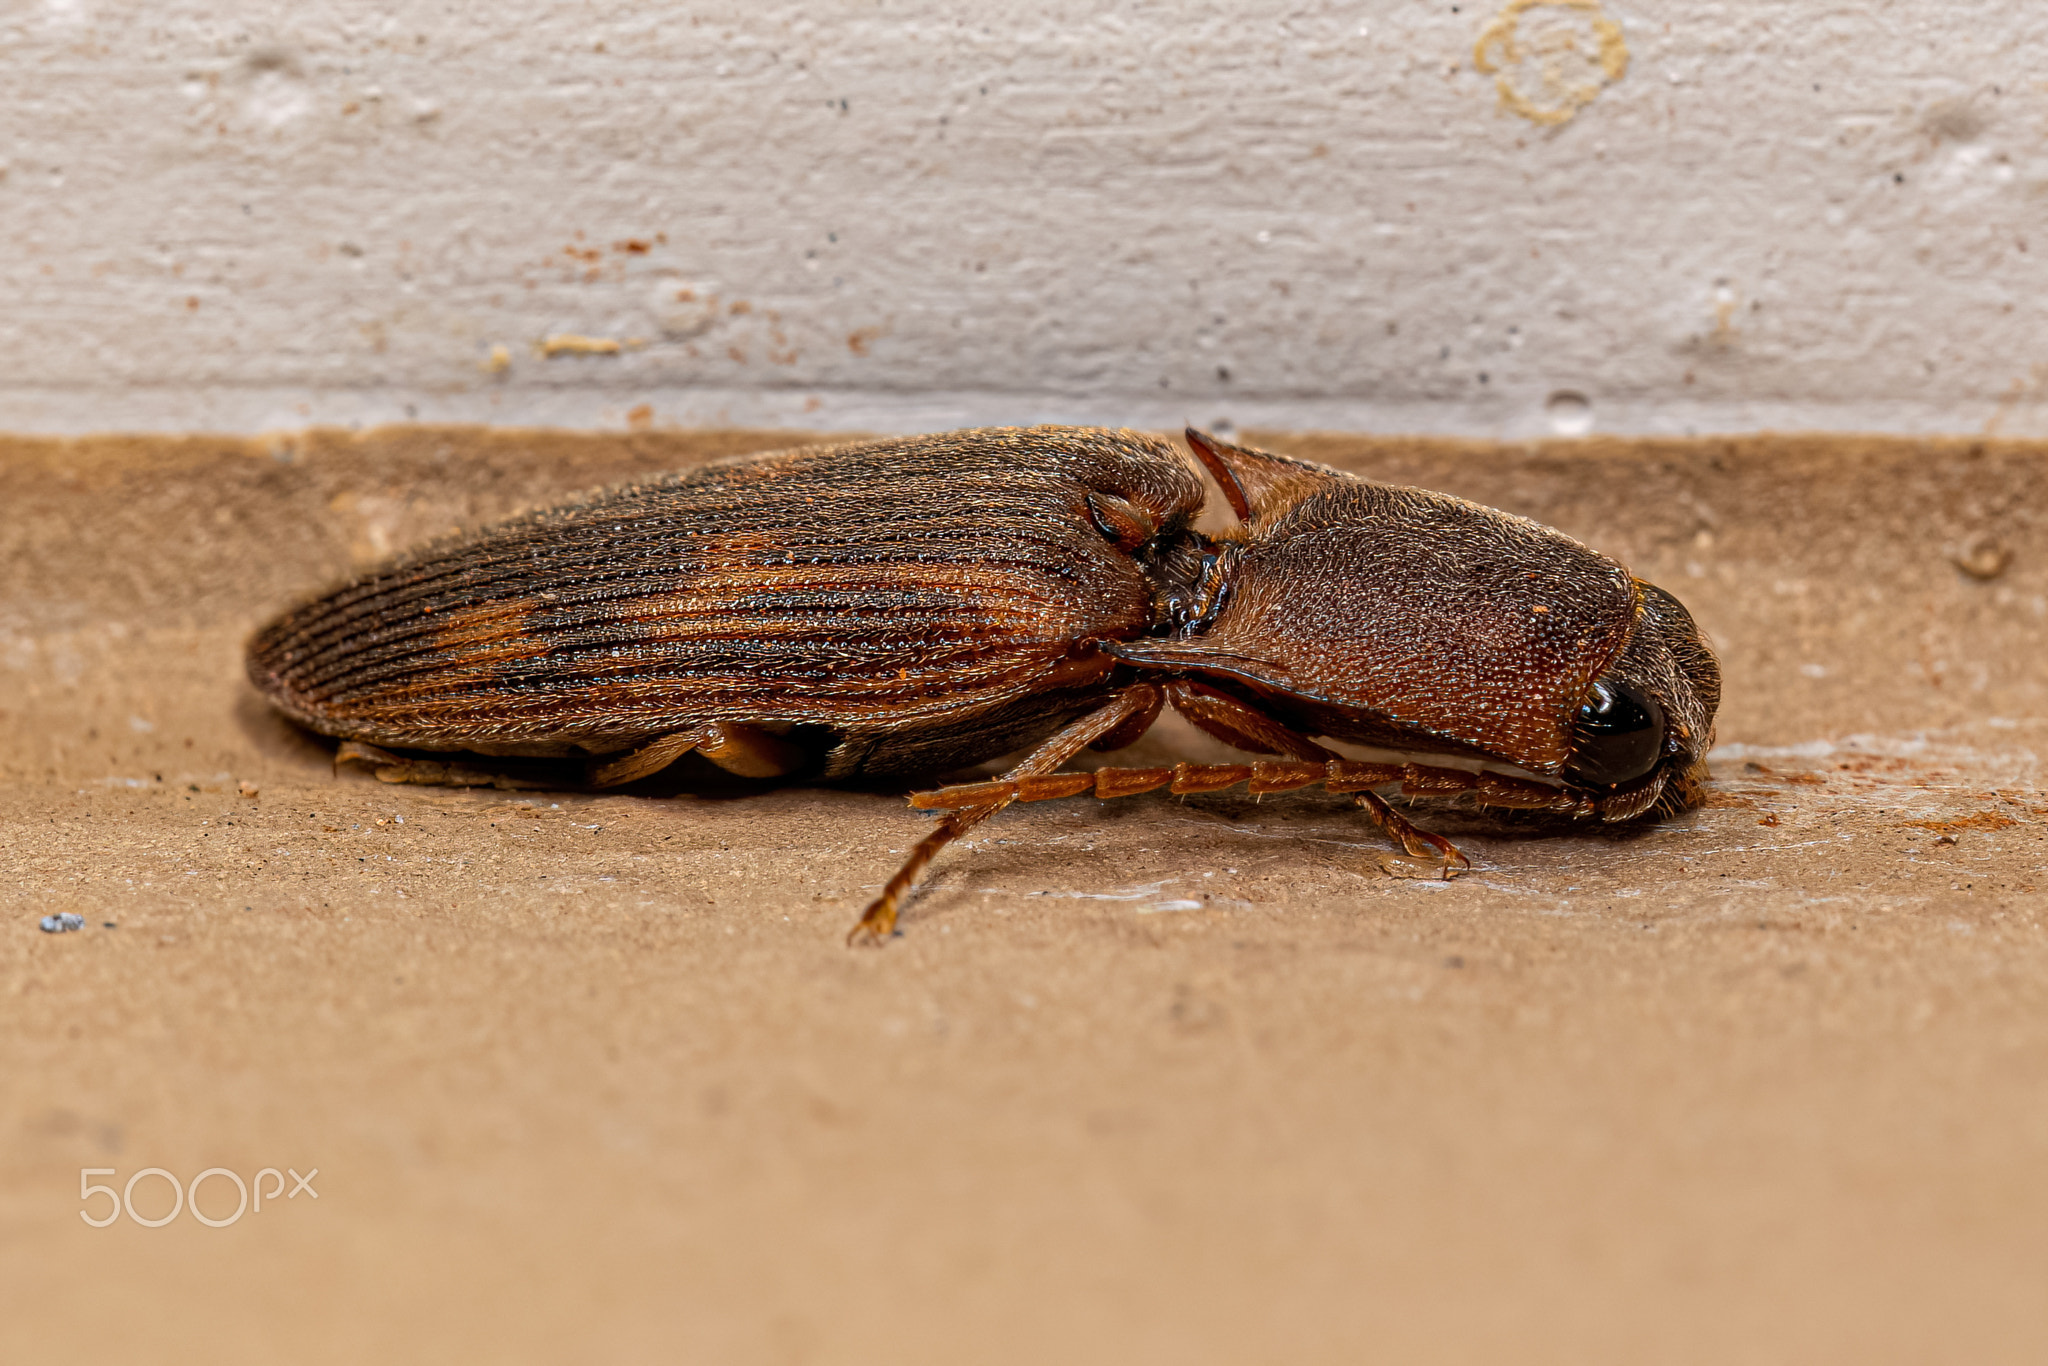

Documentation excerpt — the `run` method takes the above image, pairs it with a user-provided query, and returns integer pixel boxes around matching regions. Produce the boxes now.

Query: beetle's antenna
[1185,427,1254,522]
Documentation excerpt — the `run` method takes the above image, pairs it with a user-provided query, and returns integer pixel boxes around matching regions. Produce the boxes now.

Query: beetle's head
[1554,576,1720,819]
[1112,431,1720,820]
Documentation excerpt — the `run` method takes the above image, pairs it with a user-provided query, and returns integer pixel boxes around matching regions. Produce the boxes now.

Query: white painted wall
[4,0,2046,437]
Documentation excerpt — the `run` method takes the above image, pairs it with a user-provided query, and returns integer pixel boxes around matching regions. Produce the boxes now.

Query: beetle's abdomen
[247,428,1204,753]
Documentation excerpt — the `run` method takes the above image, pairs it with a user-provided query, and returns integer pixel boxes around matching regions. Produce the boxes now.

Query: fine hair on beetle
[246,425,1721,943]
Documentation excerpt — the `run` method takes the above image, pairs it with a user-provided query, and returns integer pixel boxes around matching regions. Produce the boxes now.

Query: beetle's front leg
[1354,790,1471,880]
[1162,683,1475,880]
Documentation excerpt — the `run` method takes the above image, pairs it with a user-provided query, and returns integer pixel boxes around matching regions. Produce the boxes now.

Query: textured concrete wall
[4,0,2045,437]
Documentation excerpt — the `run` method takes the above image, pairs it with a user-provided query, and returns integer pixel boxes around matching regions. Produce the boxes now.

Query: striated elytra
[247,426,1721,943]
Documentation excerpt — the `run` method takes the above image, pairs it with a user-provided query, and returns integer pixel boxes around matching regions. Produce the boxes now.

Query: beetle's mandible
[247,426,1720,943]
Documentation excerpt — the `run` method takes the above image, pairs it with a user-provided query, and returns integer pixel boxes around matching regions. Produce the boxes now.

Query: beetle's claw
[1354,790,1470,880]
[846,901,900,947]
[1376,848,1470,880]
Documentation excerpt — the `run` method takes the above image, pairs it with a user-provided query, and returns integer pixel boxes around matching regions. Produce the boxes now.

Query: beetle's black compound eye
[1565,680,1665,787]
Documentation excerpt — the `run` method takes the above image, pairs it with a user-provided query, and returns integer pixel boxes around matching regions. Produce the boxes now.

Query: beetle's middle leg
[847,683,1166,945]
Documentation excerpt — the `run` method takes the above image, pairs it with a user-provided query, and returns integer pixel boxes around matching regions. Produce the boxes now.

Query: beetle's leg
[694,724,807,779]
[1355,790,1471,880]
[912,760,1374,809]
[1085,683,1166,752]
[1417,766,1593,816]
[584,723,805,788]
[847,684,1166,946]
[1162,686,1484,878]
[1162,680,1343,762]
[336,740,552,790]
[1346,761,1566,811]
[585,733,702,787]
[845,802,1004,946]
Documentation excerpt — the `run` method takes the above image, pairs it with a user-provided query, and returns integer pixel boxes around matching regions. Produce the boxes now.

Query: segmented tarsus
[909,759,1591,814]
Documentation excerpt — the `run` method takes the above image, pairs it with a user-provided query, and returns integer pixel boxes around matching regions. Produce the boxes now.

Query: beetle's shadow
[234,691,339,768]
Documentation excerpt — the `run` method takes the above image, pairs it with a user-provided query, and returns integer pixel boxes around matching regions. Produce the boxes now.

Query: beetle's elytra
[247,426,1721,942]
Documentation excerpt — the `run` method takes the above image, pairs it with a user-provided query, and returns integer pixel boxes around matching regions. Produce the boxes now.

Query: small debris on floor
[38,912,86,933]
[1948,534,2011,581]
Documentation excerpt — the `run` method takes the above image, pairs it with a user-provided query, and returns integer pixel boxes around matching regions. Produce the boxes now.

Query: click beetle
[247,426,1720,943]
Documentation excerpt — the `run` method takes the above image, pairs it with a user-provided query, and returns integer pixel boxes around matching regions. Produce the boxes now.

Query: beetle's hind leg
[847,684,1166,946]
[848,801,1005,946]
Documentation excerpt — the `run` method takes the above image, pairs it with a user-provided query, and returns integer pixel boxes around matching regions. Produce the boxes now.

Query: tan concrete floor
[2,427,2045,1364]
